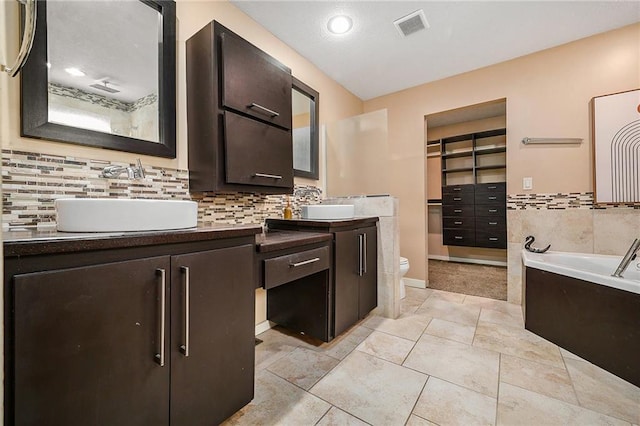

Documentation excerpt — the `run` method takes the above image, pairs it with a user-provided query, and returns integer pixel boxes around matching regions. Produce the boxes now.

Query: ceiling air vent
[393,9,429,37]
[89,81,120,94]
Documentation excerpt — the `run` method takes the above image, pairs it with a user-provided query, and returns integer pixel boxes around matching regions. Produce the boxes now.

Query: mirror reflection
[46,0,160,143]
[292,78,319,179]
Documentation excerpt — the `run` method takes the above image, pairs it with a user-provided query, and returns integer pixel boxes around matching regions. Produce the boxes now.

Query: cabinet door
[170,244,255,426]
[13,257,171,426]
[333,231,360,337]
[220,29,292,129]
[358,226,378,319]
[224,111,294,189]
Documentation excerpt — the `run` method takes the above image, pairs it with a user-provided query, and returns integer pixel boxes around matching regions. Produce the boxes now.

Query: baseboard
[428,254,507,267]
[255,320,274,336]
[404,278,426,289]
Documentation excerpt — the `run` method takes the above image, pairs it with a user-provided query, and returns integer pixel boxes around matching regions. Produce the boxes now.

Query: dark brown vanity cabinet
[187,20,293,194]
[4,234,256,426]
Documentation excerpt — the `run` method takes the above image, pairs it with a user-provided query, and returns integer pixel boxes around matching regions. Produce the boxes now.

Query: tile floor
[225,287,640,426]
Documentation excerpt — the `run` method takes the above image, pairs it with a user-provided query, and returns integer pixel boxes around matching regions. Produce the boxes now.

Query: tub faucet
[100,159,146,180]
[611,238,640,278]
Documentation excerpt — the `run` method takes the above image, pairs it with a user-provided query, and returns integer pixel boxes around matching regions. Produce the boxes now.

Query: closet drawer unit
[264,246,330,290]
[475,205,506,217]
[475,192,506,205]
[475,216,507,233]
[443,192,475,205]
[220,29,292,129]
[475,182,506,194]
[442,184,475,195]
[224,111,293,188]
[442,205,475,217]
[443,229,476,247]
[475,228,507,249]
[443,217,475,230]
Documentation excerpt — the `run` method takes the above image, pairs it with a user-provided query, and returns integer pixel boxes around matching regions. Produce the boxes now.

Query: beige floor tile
[361,313,432,341]
[406,415,438,426]
[413,377,497,426]
[464,295,521,314]
[559,347,585,361]
[255,327,309,370]
[427,289,466,304]
[356,330,415,364]
[266,347,340,390]
[565,357,640,424]
[401,297,424,314]
[497,382,630,426]
[473,321,564,368]
[313,325,373,360]
[424,318,476,344]
[405,287,433,301]
[404,334,500,397]
[223,370,330,426]
[316,407,369,426]
[416,298,481,326]
[310,351,427,426]
[479,307,524,328]
[500,354,579,405]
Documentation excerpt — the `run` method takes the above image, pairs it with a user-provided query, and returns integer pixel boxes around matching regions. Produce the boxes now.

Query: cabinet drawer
[475,182,506,194]
[475,192,506,205]
[443,217,475,229]
[224,111,293,188]
[475,205,506,216]
[442,205,475,217]
[443,229,476,247]
[443,192,475,205]
[442,184,474,195]
[264,246,330,289]
[220,30,292,129]
[475,229,507,249]
[475,216,507,231]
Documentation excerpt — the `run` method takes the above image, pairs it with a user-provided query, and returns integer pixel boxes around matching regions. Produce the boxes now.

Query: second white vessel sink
[55,198,198,232]
[301,204,355,220]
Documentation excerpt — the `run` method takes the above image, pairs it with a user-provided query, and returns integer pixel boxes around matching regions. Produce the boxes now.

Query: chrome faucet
[611,238,640,278]
[100,159,146,180]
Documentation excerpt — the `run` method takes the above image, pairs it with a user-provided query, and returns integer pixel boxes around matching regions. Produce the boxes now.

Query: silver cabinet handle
[358,234,364,276]
[180,266,190,357]
[488,196,497,200]
[290,257,320,267]
[454,209,462,213]
[489,209,497,213]
[489,237,499,241]
[253,173,283,179]
[155,268,166,367]
[248,102,280,117]
[1,0,37,77]
[453,187,462,191]
[454,236,463,240]
[363,233,367,274]
[489,222,498,225]
[454,221,463,225]
[488,186,497,189]
[453,197,462,201]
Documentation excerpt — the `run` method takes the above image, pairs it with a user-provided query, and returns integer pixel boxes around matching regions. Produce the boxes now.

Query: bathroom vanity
[3,224,261,426]
[266,217,379,338]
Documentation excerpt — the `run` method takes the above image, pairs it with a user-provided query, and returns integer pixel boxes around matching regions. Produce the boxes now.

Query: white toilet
[399,256,410,299]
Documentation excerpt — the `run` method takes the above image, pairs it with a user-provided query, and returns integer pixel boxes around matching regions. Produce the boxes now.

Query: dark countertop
[3,223,262,257]
[255,230,332,253]
[266,216,379,232]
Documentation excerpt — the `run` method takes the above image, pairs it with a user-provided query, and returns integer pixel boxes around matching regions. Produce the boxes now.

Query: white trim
[255,320,274,336]
[428,254,507,267]
[404,277,426,289]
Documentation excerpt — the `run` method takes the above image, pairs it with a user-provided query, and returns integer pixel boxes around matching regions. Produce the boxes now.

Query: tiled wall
[506,192,639,304]
[2,150,322,228]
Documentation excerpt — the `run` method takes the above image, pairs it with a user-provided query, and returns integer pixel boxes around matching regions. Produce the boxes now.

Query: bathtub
[521,249,640,387]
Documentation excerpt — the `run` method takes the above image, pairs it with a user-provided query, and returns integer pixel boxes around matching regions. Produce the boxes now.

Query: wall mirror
[292,77,319,179]
[20,0,176,158]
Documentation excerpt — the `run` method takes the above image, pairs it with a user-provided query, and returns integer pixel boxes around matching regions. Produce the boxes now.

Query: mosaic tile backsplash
[2,150,322,228]
[507,192,639,210]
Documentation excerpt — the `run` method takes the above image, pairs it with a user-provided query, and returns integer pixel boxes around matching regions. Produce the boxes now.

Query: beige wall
[364,23,640,281]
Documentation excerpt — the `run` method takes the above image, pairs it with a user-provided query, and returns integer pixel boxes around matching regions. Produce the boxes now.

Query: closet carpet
[427,260,507,300]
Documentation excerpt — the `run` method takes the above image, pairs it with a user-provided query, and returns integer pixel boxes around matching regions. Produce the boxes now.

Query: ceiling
[231,1,640,100]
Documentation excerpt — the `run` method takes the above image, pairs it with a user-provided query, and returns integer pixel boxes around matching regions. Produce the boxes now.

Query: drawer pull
[454,221,463,225]
[248,102,280,117]
[489,237,499,241]
[489,222,498,225]
[489,209,498,213]
[488,196,497,200]
[253,173,283,179]
[180,266,190,357]
[289,257,321,268]
[453,187,462,191]
[453,197,462,201]
[488,186,497,189]
[454,236,464,240]
[155,268,166,367]
[454,209,462,213]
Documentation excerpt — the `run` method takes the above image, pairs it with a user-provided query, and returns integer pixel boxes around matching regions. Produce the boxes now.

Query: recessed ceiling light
[65,67,85,77]
[327,15,353,35]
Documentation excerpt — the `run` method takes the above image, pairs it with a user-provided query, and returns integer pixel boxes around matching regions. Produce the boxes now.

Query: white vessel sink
[55,198,198,232]
[301,204,355,220]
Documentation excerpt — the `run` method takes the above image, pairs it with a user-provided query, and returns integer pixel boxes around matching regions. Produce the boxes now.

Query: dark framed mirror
[20,0,176,158]
[292,77,319,179]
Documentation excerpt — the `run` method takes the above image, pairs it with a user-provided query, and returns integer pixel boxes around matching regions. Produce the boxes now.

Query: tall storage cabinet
[187,21,293,194]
